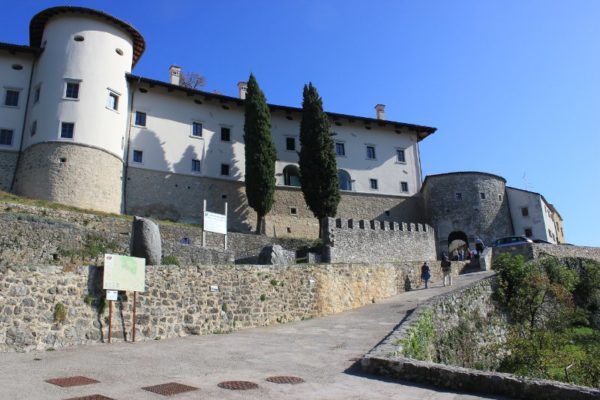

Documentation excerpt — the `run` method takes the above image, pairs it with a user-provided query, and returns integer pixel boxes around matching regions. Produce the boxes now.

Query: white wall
[0,52,34,152]
[22,15,134,159]
[129,84,422,196]
[506,187,557,243]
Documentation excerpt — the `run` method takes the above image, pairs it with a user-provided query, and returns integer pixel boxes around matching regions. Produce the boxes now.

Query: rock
[130,216,162,265]
[258,245,295,266]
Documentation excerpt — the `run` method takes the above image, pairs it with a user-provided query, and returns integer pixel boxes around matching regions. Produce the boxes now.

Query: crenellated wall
[322,217,436,263]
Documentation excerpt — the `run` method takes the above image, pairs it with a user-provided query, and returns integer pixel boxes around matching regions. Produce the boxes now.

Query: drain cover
[266,376,305,384]
[217,381,259,390]
[45,376,99,387]
[64,396,115,400]
[142,382,198,396]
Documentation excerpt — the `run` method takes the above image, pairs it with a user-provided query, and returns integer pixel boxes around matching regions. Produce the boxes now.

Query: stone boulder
[130,216,161,265]
[258,244,295,266]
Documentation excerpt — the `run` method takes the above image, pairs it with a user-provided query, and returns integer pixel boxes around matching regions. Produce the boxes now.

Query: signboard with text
[204,211,227,235]
[103,254,146,292]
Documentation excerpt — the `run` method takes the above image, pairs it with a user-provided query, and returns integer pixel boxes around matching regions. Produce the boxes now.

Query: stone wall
[322,217,436,263]
[0,150,18,191]
[125,166,425,239]
[492,243,600,264]
[13,143,124,214]
[362,276,600,400]
[0,261,453,352]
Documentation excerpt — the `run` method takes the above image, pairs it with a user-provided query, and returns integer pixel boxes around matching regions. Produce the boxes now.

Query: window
[64,82,79,99]
[480,192,486,200]
[135,111,146,127]
[521,207,529,217]
[290,207,297,215]
[192,122,202,137]
[133,150,143,163]
[396,148,406,163]
[221,163,230,176]
[0,129,13,146]
[191,159,201,172]
[366,145,376,160]
[60,122,74,139]
[221,127,231,142]
[499,194,503,201]
[524,228,533,237]
[286,137,295,151]
[33,85,41,103]
[4,89,19,106]
[401,181,409,193]
[370,179,378,190]
[106,91,119,110]
[335,142,345,156]
[338,170,352,191]
[30,120,37,137]
[283,165,300,186]
[455,192,462,200]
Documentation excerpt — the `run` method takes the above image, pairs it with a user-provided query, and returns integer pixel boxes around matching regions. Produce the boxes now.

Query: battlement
[322,217,436,264]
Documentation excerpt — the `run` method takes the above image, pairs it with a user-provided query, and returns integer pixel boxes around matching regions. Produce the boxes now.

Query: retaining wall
[0,150,18,191]
[323,217,436,263]
[493,243,600,263]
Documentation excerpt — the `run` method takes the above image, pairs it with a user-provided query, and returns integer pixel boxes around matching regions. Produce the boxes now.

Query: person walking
[475,238,485,258]
[441,254,452,286]
[421,262,431,289]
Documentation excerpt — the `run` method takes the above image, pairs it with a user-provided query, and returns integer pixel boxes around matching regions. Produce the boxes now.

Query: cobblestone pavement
[0,271,509,399]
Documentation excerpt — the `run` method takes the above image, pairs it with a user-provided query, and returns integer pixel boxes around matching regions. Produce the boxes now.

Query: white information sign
[103,254,146,292]
[106,290,118,301]
[204,211,227,235]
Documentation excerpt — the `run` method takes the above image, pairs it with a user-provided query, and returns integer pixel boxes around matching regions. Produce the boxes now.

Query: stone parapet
[0,150,18,191]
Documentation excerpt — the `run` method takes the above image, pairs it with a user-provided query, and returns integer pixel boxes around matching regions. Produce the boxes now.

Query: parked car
[493,236,534,248]
[532,239,552,244]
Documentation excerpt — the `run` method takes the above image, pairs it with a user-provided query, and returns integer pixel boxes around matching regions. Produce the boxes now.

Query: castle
[0,6,564,252]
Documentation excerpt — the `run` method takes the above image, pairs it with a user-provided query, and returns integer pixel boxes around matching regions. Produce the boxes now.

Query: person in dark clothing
[421,262,431,289]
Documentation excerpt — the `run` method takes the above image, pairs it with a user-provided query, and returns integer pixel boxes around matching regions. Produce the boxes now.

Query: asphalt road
[0,270,508,400]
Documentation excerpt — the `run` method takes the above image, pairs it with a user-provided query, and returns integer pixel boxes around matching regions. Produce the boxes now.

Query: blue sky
[3,1,599,246]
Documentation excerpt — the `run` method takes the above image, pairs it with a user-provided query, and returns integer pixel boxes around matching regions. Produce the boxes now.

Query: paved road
[0,271,508,400]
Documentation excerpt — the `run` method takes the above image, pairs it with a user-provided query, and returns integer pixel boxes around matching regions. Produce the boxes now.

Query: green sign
[103,254,146,292]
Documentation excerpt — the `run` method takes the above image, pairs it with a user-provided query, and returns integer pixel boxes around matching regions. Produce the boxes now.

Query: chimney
[375,104,386,120]
[238,81,248,99]
[169,65,181,85]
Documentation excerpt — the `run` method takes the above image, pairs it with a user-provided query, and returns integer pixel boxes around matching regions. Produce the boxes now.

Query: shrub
[162,255,180,266]
[53,303,67,323]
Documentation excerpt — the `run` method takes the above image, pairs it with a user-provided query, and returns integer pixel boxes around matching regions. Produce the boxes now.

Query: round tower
[422,172,514,254]
[13,6,145,213]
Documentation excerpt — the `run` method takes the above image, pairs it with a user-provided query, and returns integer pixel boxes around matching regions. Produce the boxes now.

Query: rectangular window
[4,89,19,106]
[455,192,462,200]
[401,181,409,193]
[191,159,201,172]
[60,122,74,139]
[30,120,37,137]
[0,129,13,145]
[133,150,143,163]
[366,145,376,160]
[369,179,378,190]
[335,142,345,156]
[524,228,533,237]
[480,192,486,200]
[65,82,79,99]
[34,85,41,103]
[521,207,529,217]
[135,111,146,127]
[192,122,202,137]
[396,148,406,163]
[221,127,231,142]
[221,163,230,176]
[106,91,119,110]
[286,137,295,151]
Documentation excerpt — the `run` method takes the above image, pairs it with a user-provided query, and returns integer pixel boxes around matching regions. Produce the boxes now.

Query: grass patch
[53,303,67,323]
[162,255,180,265]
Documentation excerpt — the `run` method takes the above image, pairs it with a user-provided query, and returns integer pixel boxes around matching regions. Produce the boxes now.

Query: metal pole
[108,300,113,344]
[202,199,206,247]
[224,202,228,250]
[132,291,137,343]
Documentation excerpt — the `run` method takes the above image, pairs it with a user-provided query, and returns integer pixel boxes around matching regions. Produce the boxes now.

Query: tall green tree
[298,82,340,238]
[243,74,276,234]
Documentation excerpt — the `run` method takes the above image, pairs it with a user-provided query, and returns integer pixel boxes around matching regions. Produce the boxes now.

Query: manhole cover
[142,382,199,396]
[45,376,99,387]
[266,376,305,384]
[64,396,115,400]
[217,381,259,390]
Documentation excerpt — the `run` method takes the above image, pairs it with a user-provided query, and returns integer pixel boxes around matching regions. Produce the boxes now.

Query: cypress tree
[299,83,340,238]
[243,74,276,234]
